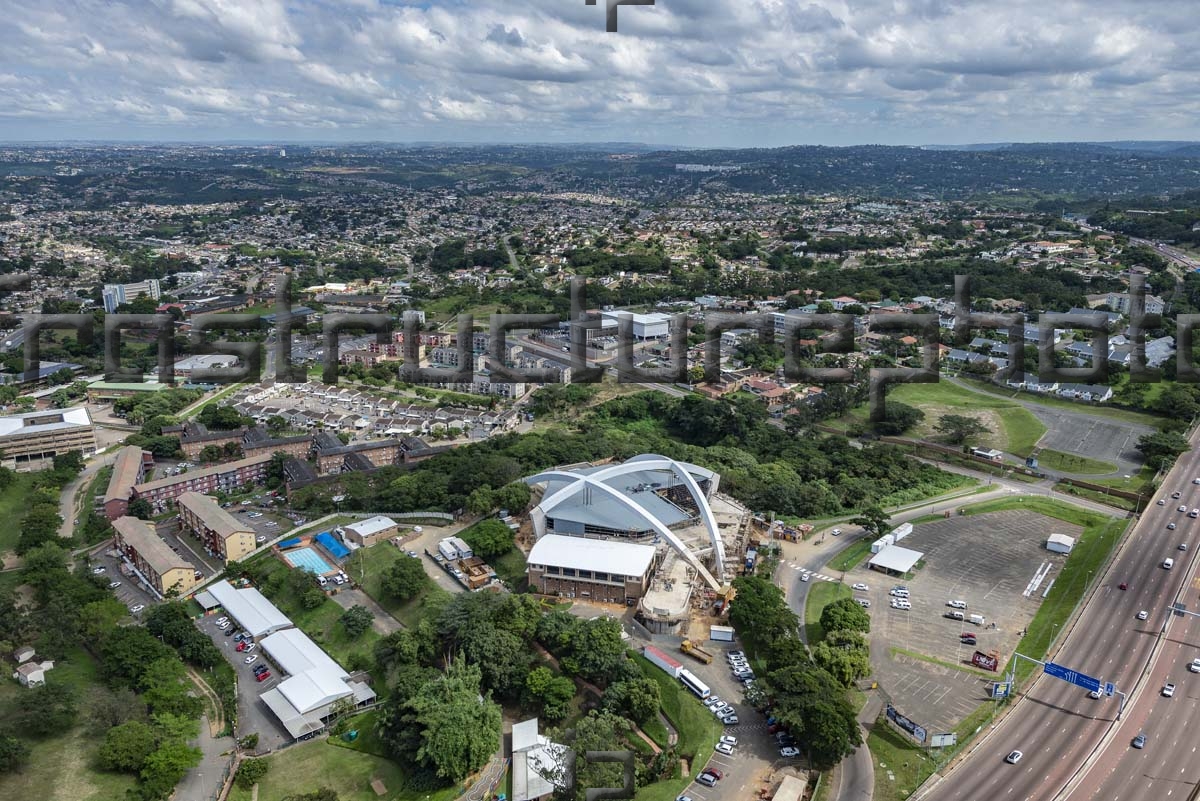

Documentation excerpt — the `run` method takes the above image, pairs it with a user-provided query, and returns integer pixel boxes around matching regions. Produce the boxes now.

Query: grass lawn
[867,718,938,801]
[253,558,382,668]
[493,547,529,590]
[227,737,462,801]
[0,471,41,554]
[343,543,451,629]
[641,715,670,749]
[828,539,876,573]
[958,377,1167,428]
[0,646,138,801]
[1036,449,1117,475]
[958,498,1129,683]
[631,654,721,765]
[1053,484,1139,512]
[804,581,852,643]
[885,381,1047,457]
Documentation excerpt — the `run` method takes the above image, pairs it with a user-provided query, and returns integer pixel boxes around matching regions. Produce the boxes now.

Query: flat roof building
[178,492,257,563]
[205,580,292,638]
[259,628,376,739]
[103,446,153,520]
[0,406,95,472]
[527,534,658,605]
[867,545,925,576]
[112,516,199,599]
[342,516,398,548]
[133,453,271,512]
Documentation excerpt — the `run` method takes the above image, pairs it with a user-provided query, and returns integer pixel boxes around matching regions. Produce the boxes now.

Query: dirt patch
[906,406,1007,451]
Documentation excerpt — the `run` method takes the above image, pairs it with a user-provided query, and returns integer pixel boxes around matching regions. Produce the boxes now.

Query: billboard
[971,650,1000,672]
[886,704,927,744]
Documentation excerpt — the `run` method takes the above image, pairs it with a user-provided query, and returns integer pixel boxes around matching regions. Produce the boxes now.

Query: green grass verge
[1036,449,1118,475]
[227,737,462,801]
[641,715,670,750]
[493,547,529,590]
[958,377,1167,428]
[0,472,41,554]
[631,653,721,762]
[342,542,451,629]
[887,647,997,679]
[1054,484,1139,512]
[867,719,937,801]
[828,539,876,573]
[886,381,1047,457]
[804,581,852,643]
[957,498,1129,684]
[0,646,138,801]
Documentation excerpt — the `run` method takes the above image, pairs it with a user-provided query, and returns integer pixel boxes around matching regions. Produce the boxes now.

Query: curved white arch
[525,455,726,589]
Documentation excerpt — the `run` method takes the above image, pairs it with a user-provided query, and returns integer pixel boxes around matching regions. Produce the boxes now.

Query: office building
[102,279,162,313]
[0,406,96,471]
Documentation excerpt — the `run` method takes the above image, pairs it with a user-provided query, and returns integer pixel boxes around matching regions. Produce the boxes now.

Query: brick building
[177,492,257,564]
[132,454,272,513]
[102,445,154,519]
[112,516,199,598]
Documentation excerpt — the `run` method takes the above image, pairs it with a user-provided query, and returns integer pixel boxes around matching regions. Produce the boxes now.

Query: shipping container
[710,625,736,642]
[437,539,459,561]
[643,644,683,678]
[891,523,913,542]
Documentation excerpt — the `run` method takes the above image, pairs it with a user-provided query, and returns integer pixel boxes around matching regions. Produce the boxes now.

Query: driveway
[176,715,235,801]
[330,586,404,635]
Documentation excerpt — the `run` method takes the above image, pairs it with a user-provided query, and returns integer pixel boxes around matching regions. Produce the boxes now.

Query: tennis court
[283,546,334,575]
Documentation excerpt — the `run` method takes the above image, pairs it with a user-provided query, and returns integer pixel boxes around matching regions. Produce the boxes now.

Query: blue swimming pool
[283,546,334,575]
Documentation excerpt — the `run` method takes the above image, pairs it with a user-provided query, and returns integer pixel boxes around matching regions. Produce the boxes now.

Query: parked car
[721,715,739,725]
[780,747,800,758]
[831,529,842,536]
[857,599,871,608]
[695,774,716,788]
[130,604,145,614]
[245,655,258,665]
[851,583,869,591]
[92,566,106,574]
[255,671,272,682]
[108,581,122,589]
[1137,610,1149,620]
[715,743,734,756]
[947,600,968,609]
[236,641,248,652]
[702,768,724,781]
[719,735,737,746]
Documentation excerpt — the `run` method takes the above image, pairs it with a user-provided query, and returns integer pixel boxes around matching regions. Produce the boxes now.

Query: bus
[678,668,711,700]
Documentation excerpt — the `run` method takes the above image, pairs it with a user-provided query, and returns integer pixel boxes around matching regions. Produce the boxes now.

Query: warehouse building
[0,406,96,471]
[102,445,153,519]
[341,516,398,547]
[526,534,658,604]
[132,453,271,512]
[112,516,199,598]
[177,492,257,563]
[201,580,292,639]
[258,628,377,739]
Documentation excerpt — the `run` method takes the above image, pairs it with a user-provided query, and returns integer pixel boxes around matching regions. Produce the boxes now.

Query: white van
[968,614,986,626]
[1164,558,1175,569]
[945,611,965,621]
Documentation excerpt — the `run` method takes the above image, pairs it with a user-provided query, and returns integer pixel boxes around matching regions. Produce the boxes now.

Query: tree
[128,497,154,520]
[849,506,890,538]
[819,598,871,635]
[458,518,515,560]
[379,556,430,601]
[728,575,800,654]
[523,667,576,721]
[139,738,203,801]
[560,616,626,686]
[813,632,871,687]
[236,757,271,789]
[406,659,502,781]
[340,605,375,638]
[872,402,924,436]
[601,678,661,725]
[0,733,30,774]
[96,720,159,773]
[12,683,78,736]
[934,414,992,445]
[16,502,62,554]
[762,662,860,770]
[1136,431,1190,466]
[196,404,248,430]
[550,712,636,801]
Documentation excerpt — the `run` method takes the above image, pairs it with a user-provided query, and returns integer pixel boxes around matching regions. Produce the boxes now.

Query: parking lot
[194,612,293,751]
[666,639,805,801]
[849,509,1080,733]
[86,546,158,614]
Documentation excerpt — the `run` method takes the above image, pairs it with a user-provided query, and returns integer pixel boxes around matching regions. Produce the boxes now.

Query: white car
[130,604,145,614]
[245,655,258,665]
[947,600,968,609]
[831,528,842,536]
[92,566,106,574]
[1180,505,1188,512]
[800,574,811,582]
[1168,523,1177,530]
[780,747,800,758]
[856,599,871,608]
[1163,682,1176,697]
[1189,658,1200,674]
[852,583,869,591]
[1137,610,1149,620]
[1006,750,1023,764]
[108,581,122,589]
[1192,478,1200,485]
[890,600,911,610]
[719,735,737,746]
[1158,499,1167,506]
[715,743,734,755]
[1088,689,1102,699]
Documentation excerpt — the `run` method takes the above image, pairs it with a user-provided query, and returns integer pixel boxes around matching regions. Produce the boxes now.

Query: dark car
[702,768,724,781]
[1132,732,1146,749]
[1119,582,1128,591]
[225,626,238,637]
[255,670,272,682]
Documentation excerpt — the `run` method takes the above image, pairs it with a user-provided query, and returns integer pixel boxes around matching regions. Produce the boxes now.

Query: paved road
[176,714,235,801]
[916,425,1200,801]
[57,448,120,538]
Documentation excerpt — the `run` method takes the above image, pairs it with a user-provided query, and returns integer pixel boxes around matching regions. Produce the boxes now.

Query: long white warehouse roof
[527,534,656,579]
[206,580,292,638]
[261,628,352,715]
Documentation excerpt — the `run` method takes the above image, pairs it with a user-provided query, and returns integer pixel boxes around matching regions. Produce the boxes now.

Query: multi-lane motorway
[919,426,1200,801]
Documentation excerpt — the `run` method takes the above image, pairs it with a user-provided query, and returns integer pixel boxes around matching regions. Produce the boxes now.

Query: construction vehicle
[680,639,714,664]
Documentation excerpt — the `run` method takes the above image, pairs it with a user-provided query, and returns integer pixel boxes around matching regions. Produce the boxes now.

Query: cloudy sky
[1,0,1197,146]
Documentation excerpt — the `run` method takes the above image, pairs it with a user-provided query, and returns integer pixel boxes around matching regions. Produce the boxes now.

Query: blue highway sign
[1044,661,1102,693]
[1105,682,1115,697]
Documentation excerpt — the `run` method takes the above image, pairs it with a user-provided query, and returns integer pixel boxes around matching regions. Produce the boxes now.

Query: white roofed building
[205,580,292,638]
[259,628,376,739]
[527,534,658,605]
[0,406,95,471]
[341,516,398,547]
[511,718,568,801]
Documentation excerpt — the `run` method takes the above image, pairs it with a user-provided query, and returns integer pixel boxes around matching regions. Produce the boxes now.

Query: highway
[918,425,1200,801]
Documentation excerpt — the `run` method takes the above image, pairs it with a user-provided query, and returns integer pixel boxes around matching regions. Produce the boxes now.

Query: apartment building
[177,492,257,563]
[102,279,161,313]
[102,445,154,519]
[132,453,272,512]
[0,407,96,471]
[112,516,198,599]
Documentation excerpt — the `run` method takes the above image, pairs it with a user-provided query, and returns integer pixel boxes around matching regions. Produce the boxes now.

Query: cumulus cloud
[0,0,1195,144]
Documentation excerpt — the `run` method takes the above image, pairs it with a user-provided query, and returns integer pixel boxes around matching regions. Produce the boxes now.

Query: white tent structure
[206,580,292,638]
[525,454,726,589]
